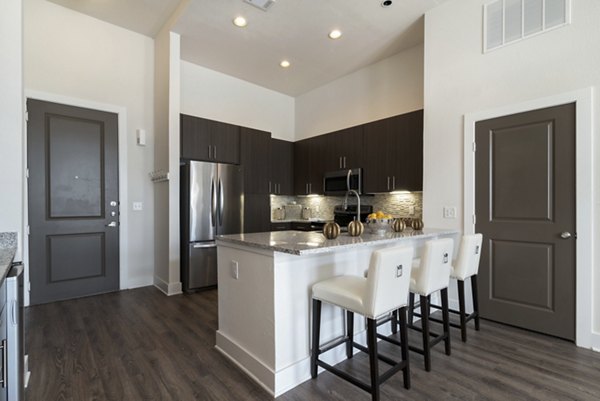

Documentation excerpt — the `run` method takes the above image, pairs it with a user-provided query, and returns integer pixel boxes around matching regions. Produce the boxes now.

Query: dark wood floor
[25,286,600,401]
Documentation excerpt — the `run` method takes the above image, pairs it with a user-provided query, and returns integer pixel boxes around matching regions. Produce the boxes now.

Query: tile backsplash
[270,192,422,221]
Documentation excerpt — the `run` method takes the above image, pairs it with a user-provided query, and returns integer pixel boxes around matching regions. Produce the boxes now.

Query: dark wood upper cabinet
[270,138,294,195]
[323,126,364,171]
[180,114,240,164]
[294,136,326,195]
[240,127,271,195]
[363,110,423,193]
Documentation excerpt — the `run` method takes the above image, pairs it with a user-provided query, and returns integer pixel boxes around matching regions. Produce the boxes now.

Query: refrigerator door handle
[193,242,216,248]
[211,179,217,227]
[218,178,224,226]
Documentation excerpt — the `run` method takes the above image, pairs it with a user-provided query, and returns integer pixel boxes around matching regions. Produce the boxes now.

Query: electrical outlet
[132,202,143,211]
[443,206,457,219]
[231,261,239,279]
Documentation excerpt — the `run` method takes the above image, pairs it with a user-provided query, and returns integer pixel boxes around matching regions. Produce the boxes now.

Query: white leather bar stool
[311,246,414,401]
[406,238,454,372]
[429,234,483,342]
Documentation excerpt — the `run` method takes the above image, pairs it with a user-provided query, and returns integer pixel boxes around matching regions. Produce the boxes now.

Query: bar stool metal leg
[457,280,467,342]
[367,318,380,401]
[441,288,451,356]
[398,307,411,389]
[311,299,322,379]
[346,311,354,359]
[408,293,415,325]
[472,274,480,331]
[419,295,431,372]
[391,309,398,335]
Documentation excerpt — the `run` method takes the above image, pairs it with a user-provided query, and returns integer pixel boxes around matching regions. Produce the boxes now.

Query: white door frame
[23,90,129,306]
[463,87,594,348]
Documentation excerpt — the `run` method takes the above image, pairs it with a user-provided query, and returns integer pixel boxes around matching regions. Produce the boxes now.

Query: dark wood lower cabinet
[244,194,271,233]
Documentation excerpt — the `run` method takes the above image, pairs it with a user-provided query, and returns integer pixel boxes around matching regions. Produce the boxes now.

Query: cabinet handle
[343,156,347,168]
[0,339,5,388]
[306,183,309,195]
[392,176,396,190]
[208,145,212,159]
[277,183,280,194]
[387,176,390,191]
[339,157,342,169]
[269,181,272,193]
[214,146,217,160]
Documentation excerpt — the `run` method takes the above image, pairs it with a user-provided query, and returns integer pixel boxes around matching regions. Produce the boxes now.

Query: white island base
[215,229,457,397]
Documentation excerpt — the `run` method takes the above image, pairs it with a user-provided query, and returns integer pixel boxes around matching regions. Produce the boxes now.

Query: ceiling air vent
[244,0,276,11]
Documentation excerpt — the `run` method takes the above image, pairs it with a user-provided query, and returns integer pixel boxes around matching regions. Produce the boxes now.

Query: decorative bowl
[365,218,394,235]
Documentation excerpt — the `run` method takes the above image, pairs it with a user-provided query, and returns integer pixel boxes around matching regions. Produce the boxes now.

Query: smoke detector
[244,0,276,12]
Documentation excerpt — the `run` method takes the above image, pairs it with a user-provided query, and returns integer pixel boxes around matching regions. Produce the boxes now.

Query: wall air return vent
[244,0,276,11]
[484,0,571,52]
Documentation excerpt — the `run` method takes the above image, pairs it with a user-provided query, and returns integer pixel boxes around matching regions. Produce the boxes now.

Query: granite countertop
[217,228,459,256]
[0,232,18,283]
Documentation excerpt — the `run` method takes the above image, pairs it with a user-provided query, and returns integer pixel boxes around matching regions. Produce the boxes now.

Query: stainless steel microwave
[323,168,362,196]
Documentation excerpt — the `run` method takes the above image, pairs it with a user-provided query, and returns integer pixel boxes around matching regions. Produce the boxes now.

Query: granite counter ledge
[0,232,18,284]
[216,227,459,256]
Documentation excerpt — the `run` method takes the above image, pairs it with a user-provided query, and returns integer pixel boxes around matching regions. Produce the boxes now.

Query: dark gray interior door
[27,99,120,305]
[475,103,576,341]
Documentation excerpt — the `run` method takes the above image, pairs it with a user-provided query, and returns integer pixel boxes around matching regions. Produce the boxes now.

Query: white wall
[181,61,295,141]
[295,44,424,140]
[0,0,24,258]
[423,0,600,336]
[24,0,155,288]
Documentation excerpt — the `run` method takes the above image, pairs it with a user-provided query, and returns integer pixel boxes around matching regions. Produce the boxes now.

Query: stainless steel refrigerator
[181,160,243,292]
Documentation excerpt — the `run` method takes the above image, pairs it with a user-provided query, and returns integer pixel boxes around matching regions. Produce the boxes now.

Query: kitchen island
[215,228,458,397]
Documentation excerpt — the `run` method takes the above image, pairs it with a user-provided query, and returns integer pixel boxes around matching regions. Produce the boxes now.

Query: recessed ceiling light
[233,16,247,27]
[328,29,342,40]
[381,0,393,7]
[280,60,291,68]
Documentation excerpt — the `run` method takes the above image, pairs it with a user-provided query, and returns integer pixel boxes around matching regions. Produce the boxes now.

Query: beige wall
[24,0,155,288]
[0,0,24,258]
[181,60,295,141]
[423,0,600,341]
[294,44,424,140]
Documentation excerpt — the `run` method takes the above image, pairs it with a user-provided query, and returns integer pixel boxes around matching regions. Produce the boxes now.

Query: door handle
[105,221,117,227]
[0,339,6,388]
[218,179,224,226]
[211,179,217,227]
[560,232,572,239]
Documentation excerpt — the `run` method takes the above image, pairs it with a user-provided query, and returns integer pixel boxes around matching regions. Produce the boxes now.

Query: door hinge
[26,225,30,235]
[472,142,477,152]
[26,168,29,179]
[472,214,477,225]
[25,110,29,122]
[28,282,31,292]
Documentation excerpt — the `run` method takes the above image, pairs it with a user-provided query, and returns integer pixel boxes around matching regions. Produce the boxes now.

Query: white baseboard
[153,276,182,296]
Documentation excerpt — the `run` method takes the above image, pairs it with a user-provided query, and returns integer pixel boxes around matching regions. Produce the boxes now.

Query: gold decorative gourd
[392,219,406,232]
[411,218,424,230]
[347,220,364,237]
[323,222,341,239]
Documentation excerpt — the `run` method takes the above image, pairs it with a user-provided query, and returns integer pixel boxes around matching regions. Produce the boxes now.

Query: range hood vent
[244,0,275,11]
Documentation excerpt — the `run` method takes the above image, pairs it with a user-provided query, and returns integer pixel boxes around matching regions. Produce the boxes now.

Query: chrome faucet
[343,189,361,222]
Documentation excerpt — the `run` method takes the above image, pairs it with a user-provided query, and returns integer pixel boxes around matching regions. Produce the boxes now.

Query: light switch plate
[231,261,239,279]
[443,206,457,219]
[133,202,143,211]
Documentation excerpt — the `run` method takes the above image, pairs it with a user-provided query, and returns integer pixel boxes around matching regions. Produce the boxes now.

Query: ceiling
[47,0,448,96]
